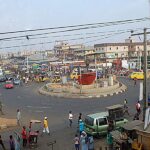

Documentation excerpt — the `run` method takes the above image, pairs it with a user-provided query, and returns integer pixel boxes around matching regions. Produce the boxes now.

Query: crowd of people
[0,97,142,150]
[69,111,94,150]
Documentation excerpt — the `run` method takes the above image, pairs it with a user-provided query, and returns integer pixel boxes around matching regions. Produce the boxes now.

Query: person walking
[123,99,127,108]
[78,113,82,123]
[21,126,27,147]
[9,135,15,150]
[0,101,4,115]
[123,99,130,116]
[0,135,6,150]
[16,109,21,126]
[79,120,84,135]
[43,117,50,135]
[136,101,141,114]
[80,131,88,150]
[134,78,137,86]
[88,135,94,150]
[107,131,113,150]
[74,134,80,150]
[14,137,21,150]
[69,111,73,127]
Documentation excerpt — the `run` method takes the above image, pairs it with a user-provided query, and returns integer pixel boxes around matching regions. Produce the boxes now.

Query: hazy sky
[0,0,150,51]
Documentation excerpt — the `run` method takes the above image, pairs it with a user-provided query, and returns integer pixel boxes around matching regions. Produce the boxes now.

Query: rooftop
[88,111,108,119]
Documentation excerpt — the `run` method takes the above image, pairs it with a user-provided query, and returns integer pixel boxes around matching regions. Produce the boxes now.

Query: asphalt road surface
[0,78,149,150]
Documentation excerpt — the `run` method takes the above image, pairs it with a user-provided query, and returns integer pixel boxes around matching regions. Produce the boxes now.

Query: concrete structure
[94,39,150,63]
[54,41,84,60]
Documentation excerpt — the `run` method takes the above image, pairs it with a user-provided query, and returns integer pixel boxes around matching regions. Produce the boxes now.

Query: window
[124,47,126,49]
[116,47,118,50]
[98,118,107,126]
[102,48,104,50]
[85,116,94,126]
[110,47,111,50]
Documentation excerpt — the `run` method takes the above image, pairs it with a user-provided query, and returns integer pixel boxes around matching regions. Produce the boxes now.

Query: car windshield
[85,116,94,126]
[14,78,19,81]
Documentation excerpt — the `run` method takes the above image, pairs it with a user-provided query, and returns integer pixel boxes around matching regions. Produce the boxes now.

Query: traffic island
[0,117,17,130]
[39,79,127,99]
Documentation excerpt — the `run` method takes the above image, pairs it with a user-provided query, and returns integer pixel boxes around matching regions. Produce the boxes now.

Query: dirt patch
[0,117,17,128]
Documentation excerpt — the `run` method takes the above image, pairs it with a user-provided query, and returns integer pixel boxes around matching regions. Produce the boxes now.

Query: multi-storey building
[54,41,84,60]
[94,39,150,63]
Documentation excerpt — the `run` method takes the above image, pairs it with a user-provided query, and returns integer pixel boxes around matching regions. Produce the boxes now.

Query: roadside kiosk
[111,120,143,150]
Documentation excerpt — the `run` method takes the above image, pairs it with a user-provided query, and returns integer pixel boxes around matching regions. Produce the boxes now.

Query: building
[94,39,150,63]
[54,41,84,60]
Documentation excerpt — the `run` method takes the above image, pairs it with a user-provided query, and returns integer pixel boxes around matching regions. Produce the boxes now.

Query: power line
[0,18,148,41]
[0,17,148,35]
[2,28,143,42]
[0,30,130,50]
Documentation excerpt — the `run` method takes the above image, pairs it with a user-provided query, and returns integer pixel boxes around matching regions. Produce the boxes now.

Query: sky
[0,0,150,52]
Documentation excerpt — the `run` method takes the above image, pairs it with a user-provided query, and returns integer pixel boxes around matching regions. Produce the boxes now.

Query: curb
[39,82,127,99]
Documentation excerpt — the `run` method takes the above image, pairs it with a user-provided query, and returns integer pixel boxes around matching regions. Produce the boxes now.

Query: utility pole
[131,28,148,121]
[143,28,148,121]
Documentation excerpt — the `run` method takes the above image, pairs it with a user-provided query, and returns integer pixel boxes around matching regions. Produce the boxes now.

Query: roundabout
[39,77,127,98]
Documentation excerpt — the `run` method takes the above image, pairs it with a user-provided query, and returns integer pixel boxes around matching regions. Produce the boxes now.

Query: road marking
[26,105,52,109]
[35,110,44,113]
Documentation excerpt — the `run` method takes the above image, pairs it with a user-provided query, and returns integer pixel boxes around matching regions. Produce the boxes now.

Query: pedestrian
[43,117,50,135]
[123,99,127,108]
[21,126,27,147]
[69,111,73,127]
[124,104,130,116]
[136,100,141,114]
[88,135,94,150]
[107,120,114,133]
[123,100,130,116]
[134,78,137,86]
[80,131,88,150]
[9,135,15,150]
[74,134,80,150]
[0,101,4,115]
[79,120,84,135]
[16,109,21,126]
[14,137,21,150]
[107,131,113,150]
[0,135,6,150]
[78,113,82,123]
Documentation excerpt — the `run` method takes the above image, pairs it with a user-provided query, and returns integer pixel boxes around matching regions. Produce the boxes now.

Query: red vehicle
[4,81,14,89]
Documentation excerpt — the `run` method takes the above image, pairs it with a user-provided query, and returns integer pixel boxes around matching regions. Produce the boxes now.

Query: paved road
[0,78,149,150]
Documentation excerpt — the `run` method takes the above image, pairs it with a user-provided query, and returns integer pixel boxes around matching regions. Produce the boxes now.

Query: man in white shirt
[69,111,73,127]
[17,109,21,126]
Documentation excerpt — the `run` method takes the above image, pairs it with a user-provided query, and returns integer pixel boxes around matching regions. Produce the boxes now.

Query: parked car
[4,81,14,89]
[0,76,6,82]
[13,78,20,85]
[5,74,14,81]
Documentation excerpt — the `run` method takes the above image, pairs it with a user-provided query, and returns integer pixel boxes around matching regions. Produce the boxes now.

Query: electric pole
[143,28,148,121]
[131,28,148,121]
